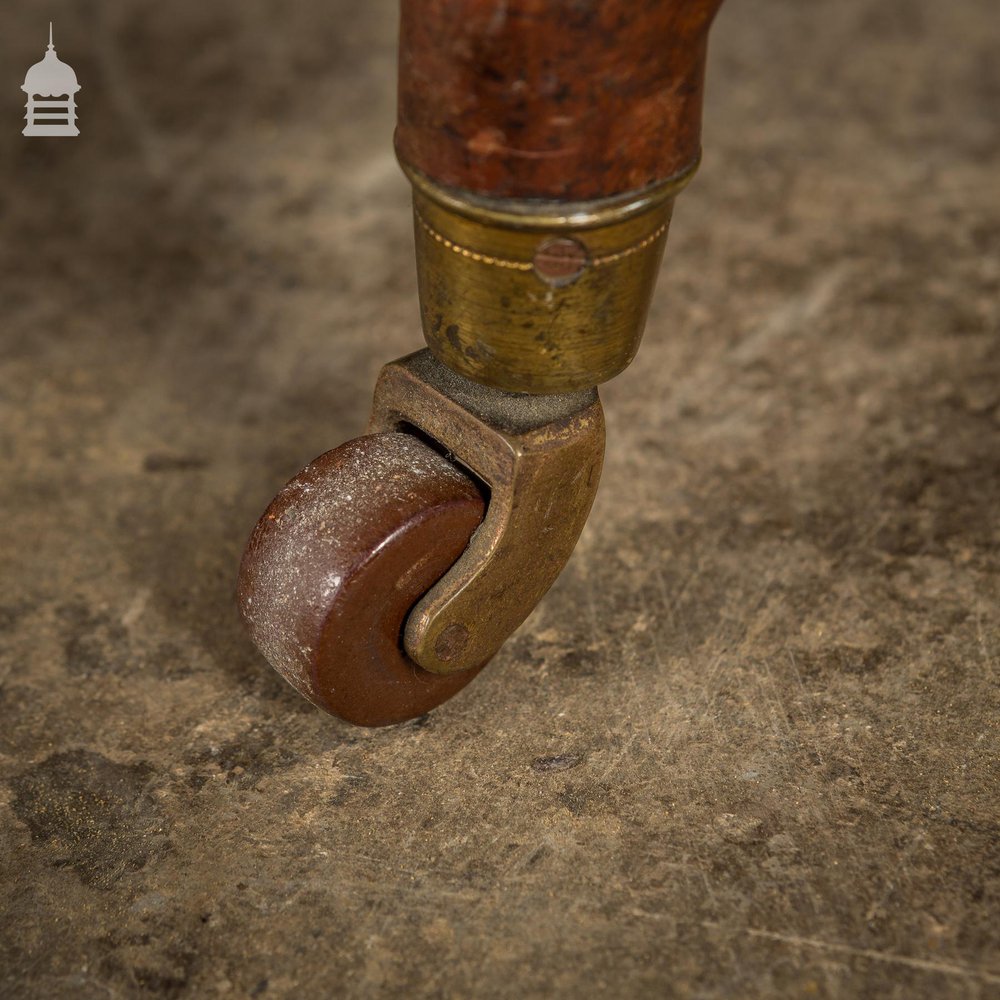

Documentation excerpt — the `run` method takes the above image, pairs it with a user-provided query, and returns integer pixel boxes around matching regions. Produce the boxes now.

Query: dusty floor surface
[1,1,998,997]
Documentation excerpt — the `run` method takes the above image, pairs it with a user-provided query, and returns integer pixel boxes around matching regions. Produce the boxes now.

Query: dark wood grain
[397,0,725,199]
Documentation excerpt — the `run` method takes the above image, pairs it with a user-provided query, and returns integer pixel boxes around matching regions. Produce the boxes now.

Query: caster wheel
[238,432,486,726]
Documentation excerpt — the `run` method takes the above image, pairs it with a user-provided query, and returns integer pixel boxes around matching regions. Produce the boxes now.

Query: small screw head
[532,237,589,287]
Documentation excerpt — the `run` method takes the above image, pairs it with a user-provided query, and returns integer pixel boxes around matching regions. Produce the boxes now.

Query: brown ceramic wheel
[238,433,486,727]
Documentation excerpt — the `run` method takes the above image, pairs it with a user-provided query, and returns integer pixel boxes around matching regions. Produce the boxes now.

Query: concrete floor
[1,1,998,997]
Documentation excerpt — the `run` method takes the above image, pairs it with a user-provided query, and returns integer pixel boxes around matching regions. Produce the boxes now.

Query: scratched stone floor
[1,1,998,997]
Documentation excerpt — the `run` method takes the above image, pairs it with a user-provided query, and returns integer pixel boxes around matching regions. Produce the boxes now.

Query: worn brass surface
[403,163,697,394]
[368,350,605,675]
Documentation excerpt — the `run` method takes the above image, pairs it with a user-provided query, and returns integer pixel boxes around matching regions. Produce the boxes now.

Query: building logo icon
[22,24,80,137]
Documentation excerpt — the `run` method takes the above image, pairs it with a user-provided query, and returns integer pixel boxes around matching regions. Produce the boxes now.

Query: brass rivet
[435,622,470,662]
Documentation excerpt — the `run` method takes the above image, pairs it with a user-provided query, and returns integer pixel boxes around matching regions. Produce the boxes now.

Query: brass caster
[369,350,604,675]
[238,353,604,726]
[239,0,725,726]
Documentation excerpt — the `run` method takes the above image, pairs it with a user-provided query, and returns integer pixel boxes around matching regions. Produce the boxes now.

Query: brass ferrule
[401,160,698,394]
